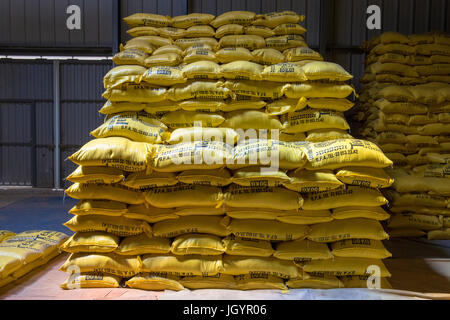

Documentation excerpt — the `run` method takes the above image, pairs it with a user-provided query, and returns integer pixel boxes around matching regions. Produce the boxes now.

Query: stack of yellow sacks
[355,31,450,240]
[60,11,394,291]
[0,230,68,288]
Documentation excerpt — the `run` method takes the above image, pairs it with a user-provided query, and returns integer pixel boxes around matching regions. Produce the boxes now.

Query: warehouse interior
[0,0,449,300]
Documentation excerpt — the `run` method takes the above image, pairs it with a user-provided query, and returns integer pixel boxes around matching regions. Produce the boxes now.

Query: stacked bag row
[0,230,68,288]
[60,10,394,291]
[355,31,450,239]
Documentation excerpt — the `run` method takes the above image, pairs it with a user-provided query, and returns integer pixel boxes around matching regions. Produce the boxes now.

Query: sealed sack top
[123,13,171,28]
[210,11,256,28]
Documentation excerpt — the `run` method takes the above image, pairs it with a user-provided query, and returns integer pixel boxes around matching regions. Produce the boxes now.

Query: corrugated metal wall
[0,59,112,188]
[1,0,449,187]
[0,0,115,52]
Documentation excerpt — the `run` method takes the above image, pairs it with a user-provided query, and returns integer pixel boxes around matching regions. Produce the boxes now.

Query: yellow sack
[181,274,237,289]
[388,214,443,231]
[171,234,225,255]
[372,43,414,55]
[65,183,144,205]
[182,61,222,80]
[303,257,391,277]
[131,35,173,48]
[428,228,450,240]
[305,129,353,142]
[390,206,450,216]
[376,131,407,144]
[376,85,414,102]
[158,26,186,39]
[225,218,309,241]
[244,25,275,38]
[124,204,178,224]
[224,184,303,211]
[224,80,283,99]
[153,44,183,56]
[210,11,256,28]
[220,61,264,81]
[235,274,287,290]
[231,166,290,187]
[60,232,119,253]
[120,40,154,54]
[286,275,343,289]
[374,99,427,114]
[60,252,140,277]
[335,167,393,188]
[229,139,307,170]
[99,100,147,115]
[285,169,343,193]
[391,172,450,195]
[225,207,285,220]
[185,25,215,38]
[427,153,450,164]
[369,62,419,77]
[340,275,392,289]
[273,239,332,262]
[176,168,232,186]
[281,109,350,133]
[102,83,166,103]
[251,48,285,65]
[253,11,303,28]
[116,233,171,255]
[222,255,299,279]
[144,53,182,67]
[261,63,307,82]
[388,191,449,208]
[219,35,265,50]
[283,47,323,62]
[91,114,167,144]
[152,215,229,237]
[168,80,232,100]
[444,217,450,228]
[61,273,121,289]
[303,186,388,210]
[126,273,184,291]
[307,98,354,112]
[331,206,390,221]
[144,100,180,116]
[174,207,224,216]
[140,66,186,86]
[389,228,426,237]
[282,83,355,99]
[160,110,225,128]
[103,65,146,89]
[123,13,170,28]
[276,210,334,225]
[64,215,151,237]
[223,98,267,112]
[265,35,307,51]
[379,31,409,44]
[412,164,450,179]
[215,24,244,38]
[222,235,274,257]
[274,23,306,35]
[183,48,218,64]
[174,37,218,50]
[415,43,450,56]
[302,61,352,81]
[145,185,223,209]
[0,231,68,279]
[331,239,392,259]
[167,127,239,145]
[140,254,223,276]
[127,26,159,37]
[307,218,389,242]
[150,141,231,172]
[66,166,124,184]
[303,139,393,170]
[177,99,226,112]
[69,200,127,217]
[0,231,15,243]
[171,13,215,28]
[222,110,283,130]
[215,47,253,63]
[122,171,177,189]
[417,123,450,136]
[265,98,307,116]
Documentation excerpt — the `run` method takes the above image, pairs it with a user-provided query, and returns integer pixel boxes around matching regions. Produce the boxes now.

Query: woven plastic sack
[303,257,391,277]
[66,166,124,184]
[273,239,332,262]
[126,26,159,37]
[171,234,225,255]
[140,254,223,276]
[153,45,183,56]
[285,169,343,193]
[220,61,264,80]
[168,80,232,100]
[124,204,178,224]
[182,61,222,80]
[224,80,283,99]
[145,53,182,67]
[251,48,285,65]
[176,168,232,186]
[174,37,218,50]
[183,48,218,63]
[222,255,299,279]
[235,274,287,290]
[222,110,283,130]
[61,273,121,289]
[215,47,253,63]
[112,49,148,66]
[284,46,323,62]
[330,239,392,259]
[121,171,178,189]
[261,63,307,82]
[265,35,307,51]
[281,109,350,133]
[158,26,186,39]
[116,233,171,255]
[231,166,290,187]
[123,13,170,27]
[331,206,390,221]
[181,274,237,289]
[126,273,184,291]
[282,83,355,99]
[172,13,215,28]
[102,83,167,103]
[60,232,119,253]
[103,65,146,89]
[99,100,147,115]
[140,66,186,86]
[65,183,144,205]
[120,40,154,54]
[167,127,239,145]
[253,11,303,28]
[210,11,256,28]
[215,24,244,38]
[244,25,275,38]
[219,35,265,50]
[69,200,127,217]
[0,231,15,243]
[222,235,274,257]
[286,275,343,289]
[388,214,443,231]
[152,216,229,237]
[335,167,394,188]
[305,129,353,142]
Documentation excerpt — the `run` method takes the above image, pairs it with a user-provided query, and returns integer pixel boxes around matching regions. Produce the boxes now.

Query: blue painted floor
[0,196,77,234]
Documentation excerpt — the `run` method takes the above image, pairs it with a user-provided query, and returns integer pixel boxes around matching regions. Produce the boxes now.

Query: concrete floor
[0,189,449,300]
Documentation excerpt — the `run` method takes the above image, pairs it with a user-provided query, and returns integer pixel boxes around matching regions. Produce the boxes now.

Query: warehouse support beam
[53,60,61,190]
